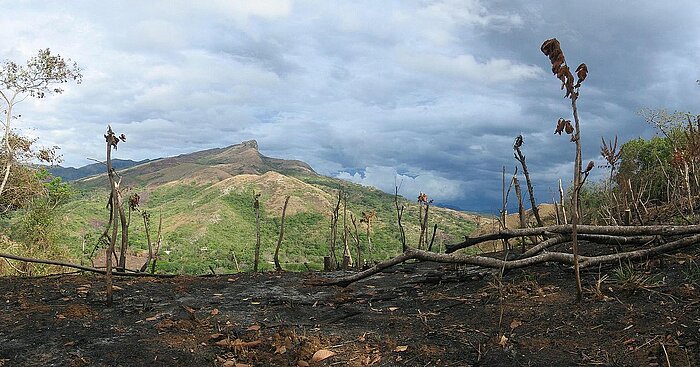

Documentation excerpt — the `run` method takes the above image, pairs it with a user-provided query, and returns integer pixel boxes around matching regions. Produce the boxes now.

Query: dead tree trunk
[559,178,568,225]
[273,196,290,272]
[570,92,584,302]
[103,126,127,305]
[253,193,261,272]
[395,186,406,251]
[329,190,342,270]
[513,135,543,227]
[139,211,153,273]
[350,213,361,270]
[151,212,162,274]
[513,177,527,252]
[117,195,128,271]
[422,200,431,247]
[428,223,438,252]
[342,193,352,269]
[361,210,375,263]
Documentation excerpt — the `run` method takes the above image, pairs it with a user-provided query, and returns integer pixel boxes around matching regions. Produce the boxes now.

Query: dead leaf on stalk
[311,349,336,362]
[555,118,566,135]
[564,121,574,134]
[510,319,523,330]
[575,63,588,87]
[584,160,595,173]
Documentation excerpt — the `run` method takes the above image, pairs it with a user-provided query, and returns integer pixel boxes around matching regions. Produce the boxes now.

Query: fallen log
[0,252,175,278]
[518,235,569,258]
[320,233,700,287]
[519,234,658,259]
[445,224,700,253]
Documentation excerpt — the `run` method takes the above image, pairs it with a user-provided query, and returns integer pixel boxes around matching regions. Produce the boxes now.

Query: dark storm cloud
[1,1,698,212]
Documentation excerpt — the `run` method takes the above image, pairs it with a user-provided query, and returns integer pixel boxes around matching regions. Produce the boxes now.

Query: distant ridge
[76,139,316,188]
[49,158,151,181]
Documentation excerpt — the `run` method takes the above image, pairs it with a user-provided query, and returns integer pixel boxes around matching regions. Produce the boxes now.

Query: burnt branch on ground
[319,233,700,287]
[445,224,700,253]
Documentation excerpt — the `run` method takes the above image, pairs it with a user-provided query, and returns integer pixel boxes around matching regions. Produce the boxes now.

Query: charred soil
[1,247,700,366]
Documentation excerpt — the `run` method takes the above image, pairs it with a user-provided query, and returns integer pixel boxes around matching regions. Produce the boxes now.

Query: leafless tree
[273,196,290,271]
[542,38,590,301]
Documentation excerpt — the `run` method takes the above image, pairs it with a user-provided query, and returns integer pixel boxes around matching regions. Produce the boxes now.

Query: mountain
[49,159,151,181]
[76,140,315,188]
[55,140,481,274]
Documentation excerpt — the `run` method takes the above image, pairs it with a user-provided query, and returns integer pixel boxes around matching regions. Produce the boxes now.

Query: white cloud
[336,166,464,202]
[208,0,292,21]
[398,51,541,84]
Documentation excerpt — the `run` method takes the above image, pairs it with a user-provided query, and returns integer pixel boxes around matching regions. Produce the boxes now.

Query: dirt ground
[2,245,700,367]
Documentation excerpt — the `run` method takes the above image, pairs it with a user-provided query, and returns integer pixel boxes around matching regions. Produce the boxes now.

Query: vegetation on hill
[579,109,700,225]
[51,169,478,275]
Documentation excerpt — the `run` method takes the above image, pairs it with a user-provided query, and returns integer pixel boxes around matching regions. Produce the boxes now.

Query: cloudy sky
[2,1,698,212]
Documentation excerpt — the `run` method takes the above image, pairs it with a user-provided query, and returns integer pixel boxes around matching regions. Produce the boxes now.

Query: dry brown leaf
[297,361,309,367]
[210,308,219,316]
[275,345,287,354]
[575,63,588,86]
[247,325,261,331]
[498,334,509,348]
[311,349,336,362]
[555,118,566,135]
[145,316,158,322]
[510,319,523,330]
[393,345,408,352]
[235,364,251,367]
[564,121,574,134]
[209,333,224,340]
[221,361,236,367]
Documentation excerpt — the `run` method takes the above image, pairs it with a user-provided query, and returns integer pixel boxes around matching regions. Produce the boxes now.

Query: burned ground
[1,247,700,367]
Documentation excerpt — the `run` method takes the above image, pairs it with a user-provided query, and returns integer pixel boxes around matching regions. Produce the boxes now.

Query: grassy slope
[55,173,478,275]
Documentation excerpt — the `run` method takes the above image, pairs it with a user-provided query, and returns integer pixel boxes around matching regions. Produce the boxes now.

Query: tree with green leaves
[0,49,81,203]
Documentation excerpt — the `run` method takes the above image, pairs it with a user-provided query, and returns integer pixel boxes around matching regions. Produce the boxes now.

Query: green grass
[11,173,478,275]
